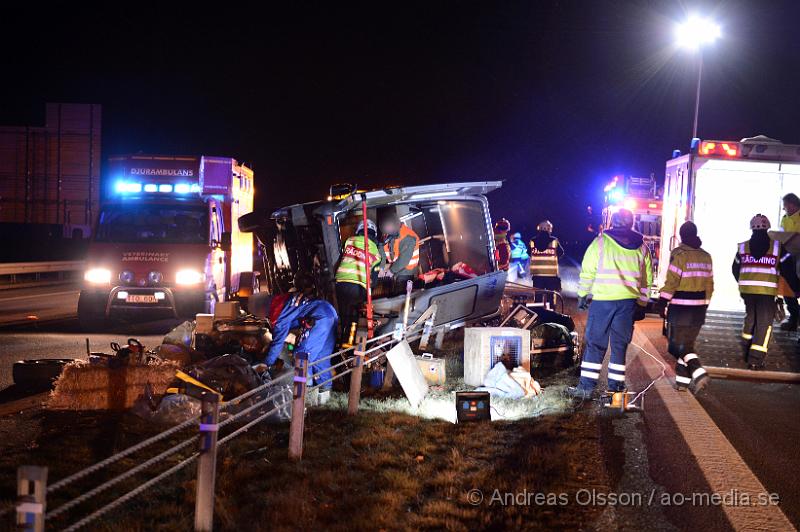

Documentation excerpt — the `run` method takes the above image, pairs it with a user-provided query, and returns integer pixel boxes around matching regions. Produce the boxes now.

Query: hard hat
[537,220,553,232]
[610,209,634,229]
[356,219,377,235]
[494,218,511,233]
[750,214,771,231]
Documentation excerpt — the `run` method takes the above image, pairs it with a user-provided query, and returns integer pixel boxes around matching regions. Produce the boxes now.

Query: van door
[209,199,227,303]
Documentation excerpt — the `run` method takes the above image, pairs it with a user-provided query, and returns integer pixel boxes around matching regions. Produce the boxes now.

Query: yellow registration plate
[126,294,157,304]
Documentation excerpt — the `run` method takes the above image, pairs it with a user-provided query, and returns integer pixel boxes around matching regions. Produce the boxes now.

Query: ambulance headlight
[84,268,111,284]
[176,269,204,285]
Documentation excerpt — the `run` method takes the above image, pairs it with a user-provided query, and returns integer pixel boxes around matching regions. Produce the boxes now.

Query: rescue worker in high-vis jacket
[508,232,530,283]
[570,209,652,398]
[265,272,338,391]
[778,193,800,331]
[732,214,792,370]
[335,219,381,340]
[659,221,712,394]
[493,218,512,271]
[379,213,420,292]
[529,220,564,303]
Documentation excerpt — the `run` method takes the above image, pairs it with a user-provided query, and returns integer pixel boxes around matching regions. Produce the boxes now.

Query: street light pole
[675,15,720,140]
[692,52,703,139]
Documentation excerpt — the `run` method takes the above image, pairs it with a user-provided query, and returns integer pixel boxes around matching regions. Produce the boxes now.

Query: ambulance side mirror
[220,231,232,252]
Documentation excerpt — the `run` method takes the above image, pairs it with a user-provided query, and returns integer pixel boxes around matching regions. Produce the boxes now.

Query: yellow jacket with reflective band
[659,244,714,306]
[782,211,800,233]
[335,235,381,288]
[529,238,560,277]
[578,233,652,304]
[736,239,779,296]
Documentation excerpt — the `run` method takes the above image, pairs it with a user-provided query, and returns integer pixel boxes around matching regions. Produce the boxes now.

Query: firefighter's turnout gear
[530,221,564,307]
[576,209,652,393]
[493,218,511,271]
[732,216,791,368]
[659,222,712,393]
[529,230,563,281]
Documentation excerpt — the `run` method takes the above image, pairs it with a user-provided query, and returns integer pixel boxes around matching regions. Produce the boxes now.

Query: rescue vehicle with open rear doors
[657,135,800,311]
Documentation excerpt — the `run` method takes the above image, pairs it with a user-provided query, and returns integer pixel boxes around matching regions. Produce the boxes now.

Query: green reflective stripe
[336,236,380,287]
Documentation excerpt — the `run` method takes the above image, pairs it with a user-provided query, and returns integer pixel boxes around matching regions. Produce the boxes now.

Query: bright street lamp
[675,16,721,138]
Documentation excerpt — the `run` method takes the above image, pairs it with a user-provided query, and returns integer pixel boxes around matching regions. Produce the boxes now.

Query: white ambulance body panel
[658,138,800,312]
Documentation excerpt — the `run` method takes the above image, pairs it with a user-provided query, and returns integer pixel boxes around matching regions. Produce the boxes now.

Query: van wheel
[77,292,106,331]
[13,359,73,389]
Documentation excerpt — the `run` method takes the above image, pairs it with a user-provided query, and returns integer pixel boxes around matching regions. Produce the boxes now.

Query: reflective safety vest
[736,239,780,296]
[384,224,420,271]
[335,235,381,288]
[529,238,560,278]
[660,244,714,306]
[494,230,511,271]
[578,233,652,304]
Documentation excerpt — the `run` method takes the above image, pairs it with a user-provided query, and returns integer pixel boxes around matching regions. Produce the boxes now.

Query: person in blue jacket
[264,272,338,390]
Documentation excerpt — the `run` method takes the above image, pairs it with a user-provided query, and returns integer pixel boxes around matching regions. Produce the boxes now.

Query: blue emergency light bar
[114,181,201,195]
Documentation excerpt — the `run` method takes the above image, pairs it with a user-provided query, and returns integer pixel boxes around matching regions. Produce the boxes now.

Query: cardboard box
[214,301,241,320]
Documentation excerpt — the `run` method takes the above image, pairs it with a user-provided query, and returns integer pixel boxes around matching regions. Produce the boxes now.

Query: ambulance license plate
[126,294,157,304]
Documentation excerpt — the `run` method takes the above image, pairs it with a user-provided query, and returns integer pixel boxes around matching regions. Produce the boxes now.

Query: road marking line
[632,324,794,530]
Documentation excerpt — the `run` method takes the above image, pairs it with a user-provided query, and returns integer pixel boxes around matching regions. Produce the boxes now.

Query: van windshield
[95,204,209,244]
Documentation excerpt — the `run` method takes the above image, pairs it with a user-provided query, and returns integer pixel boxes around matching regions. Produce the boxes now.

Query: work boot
[689,373,711,395]
[566,386,593,400]
[747,363,765,371]
[780,319,798,332]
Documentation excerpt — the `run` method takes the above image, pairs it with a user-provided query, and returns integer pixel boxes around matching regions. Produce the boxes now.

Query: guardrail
[0,261,84,288]
[8,320,432,531]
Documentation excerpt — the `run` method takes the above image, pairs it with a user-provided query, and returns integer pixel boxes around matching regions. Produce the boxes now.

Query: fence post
[194,392,220,532]
[348,337,367,415]
[288,352,308,461]
[16,465,47,532]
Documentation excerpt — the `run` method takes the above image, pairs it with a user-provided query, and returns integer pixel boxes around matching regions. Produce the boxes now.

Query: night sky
[2,1,799,240]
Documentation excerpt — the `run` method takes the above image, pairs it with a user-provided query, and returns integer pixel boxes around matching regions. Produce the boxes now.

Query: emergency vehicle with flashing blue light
[77,154,255,329]
[657,135,800,311]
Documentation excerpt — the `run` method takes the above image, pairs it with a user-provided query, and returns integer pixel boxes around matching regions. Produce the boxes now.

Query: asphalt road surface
[697,380,800,525]
[0,283,80,326]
